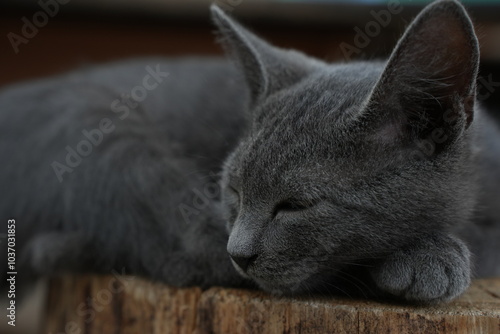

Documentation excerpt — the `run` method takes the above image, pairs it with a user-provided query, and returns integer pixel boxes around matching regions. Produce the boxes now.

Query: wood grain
[44,275,500,334]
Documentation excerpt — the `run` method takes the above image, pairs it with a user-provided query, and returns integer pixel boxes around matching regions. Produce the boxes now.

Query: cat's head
[212,0,480,294]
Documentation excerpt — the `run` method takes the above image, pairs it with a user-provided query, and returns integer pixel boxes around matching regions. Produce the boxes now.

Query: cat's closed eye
[273,199,316,217]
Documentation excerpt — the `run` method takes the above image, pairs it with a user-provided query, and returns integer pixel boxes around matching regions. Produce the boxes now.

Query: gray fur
[0,0,499,304]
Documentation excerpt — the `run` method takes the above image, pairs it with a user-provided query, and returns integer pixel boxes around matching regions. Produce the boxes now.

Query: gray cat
[1,0,499,305]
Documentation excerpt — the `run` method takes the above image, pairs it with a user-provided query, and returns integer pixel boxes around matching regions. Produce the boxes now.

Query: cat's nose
[230,254,258,272]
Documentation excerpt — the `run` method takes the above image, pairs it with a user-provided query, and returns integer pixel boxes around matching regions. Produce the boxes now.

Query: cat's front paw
[370,234,471,304]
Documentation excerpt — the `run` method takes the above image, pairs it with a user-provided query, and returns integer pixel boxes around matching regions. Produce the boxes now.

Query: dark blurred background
[1,1,499,85]
[1,0,500,114]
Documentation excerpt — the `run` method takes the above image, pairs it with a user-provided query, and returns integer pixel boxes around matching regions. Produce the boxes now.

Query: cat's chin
[230,261,251,279]
[229,258,310,292]
[229,263,302,294]
[229,256,343,295]
[249,273,319,296]
[227,261,311,295]
[242,265,353,296]
[255,271,358,297]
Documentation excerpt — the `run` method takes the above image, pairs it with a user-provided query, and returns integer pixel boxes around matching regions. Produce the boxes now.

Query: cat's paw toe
[371,236,471,303]
[370,253,415,296]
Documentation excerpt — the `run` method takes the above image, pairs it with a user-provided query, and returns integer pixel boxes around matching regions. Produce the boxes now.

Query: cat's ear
[364,0,479,145]
[211,5,319,107]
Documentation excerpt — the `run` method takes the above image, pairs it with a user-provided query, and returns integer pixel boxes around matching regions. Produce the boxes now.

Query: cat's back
[0,57,249,168]
[0,57,247,154]
[0,57,248,225]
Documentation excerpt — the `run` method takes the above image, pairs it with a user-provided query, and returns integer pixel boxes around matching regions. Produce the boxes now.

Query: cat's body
[0,58,250,291]
[1,0,499,304]
[468,108,500,276]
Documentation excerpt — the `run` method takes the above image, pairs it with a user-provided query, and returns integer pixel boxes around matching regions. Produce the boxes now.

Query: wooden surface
[44,275,500,334]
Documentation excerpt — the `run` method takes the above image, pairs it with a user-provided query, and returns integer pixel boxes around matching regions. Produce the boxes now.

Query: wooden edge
[44,276,500,334]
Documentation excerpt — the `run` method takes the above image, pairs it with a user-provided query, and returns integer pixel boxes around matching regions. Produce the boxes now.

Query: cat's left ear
[211,5,320,108]
[364,0,479,143]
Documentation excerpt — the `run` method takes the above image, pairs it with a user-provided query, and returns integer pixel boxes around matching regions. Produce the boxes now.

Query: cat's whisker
[323,260,374,268]
[334,271,374,298]
[315,277,354,299]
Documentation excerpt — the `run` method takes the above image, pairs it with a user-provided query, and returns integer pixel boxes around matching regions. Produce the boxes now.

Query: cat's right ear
[362,0,479,148]
[211,5,318,108]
